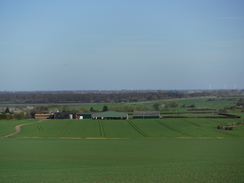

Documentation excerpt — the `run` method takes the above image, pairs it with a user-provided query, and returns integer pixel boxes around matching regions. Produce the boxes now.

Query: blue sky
[1,0,244,91]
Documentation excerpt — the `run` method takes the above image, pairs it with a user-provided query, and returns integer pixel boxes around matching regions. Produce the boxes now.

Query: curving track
[0,119,46,138]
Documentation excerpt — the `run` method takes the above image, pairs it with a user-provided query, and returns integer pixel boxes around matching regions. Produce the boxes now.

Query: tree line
[0,90,242,104]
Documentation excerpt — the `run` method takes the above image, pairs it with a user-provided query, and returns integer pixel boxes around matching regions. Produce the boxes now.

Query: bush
[217,125,223,130]
[217,125,233,130]
[187,103,196,108]
[164,101,179,108]
[14,113,26,120]
[0,114,13,120]
[225,126,233,130]
[0,113,26,120]
[241,107,244,113]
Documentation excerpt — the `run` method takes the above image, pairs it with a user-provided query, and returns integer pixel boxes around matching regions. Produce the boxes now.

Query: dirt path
[0,119,46,138]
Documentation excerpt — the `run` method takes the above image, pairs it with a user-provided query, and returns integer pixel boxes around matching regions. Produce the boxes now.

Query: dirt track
[0,119,46,138]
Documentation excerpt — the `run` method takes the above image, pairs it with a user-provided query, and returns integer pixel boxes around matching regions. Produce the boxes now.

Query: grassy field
[66,97,240,112]
[0,138,244,183]
[6,118,244,139]
[1,96,244,183]
[0,119,38,137]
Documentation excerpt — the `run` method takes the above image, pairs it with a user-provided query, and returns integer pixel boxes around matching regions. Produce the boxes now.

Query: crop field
[1,96,244,183]
[65,97,240,112]
[0,119,38,137]
[9,118,244,139]
[0,138,244,183]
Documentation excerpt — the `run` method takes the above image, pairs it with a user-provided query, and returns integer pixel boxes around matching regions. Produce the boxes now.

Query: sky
[0,0,244,91]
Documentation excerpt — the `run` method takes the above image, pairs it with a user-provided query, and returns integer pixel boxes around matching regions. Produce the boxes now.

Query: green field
[1,96,235,112]
[0,138,244,183]
[65,97,241,112]
[9,118,244,139]
[1,110,244,182]
[0,119,38,137]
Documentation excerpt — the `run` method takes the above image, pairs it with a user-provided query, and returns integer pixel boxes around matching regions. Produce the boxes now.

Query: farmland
[0,138,244,183]
[59,97,241,112]
[1,96,244,183]
[5,117,244,139]
[0,119,37,137]
[1,119,244,183]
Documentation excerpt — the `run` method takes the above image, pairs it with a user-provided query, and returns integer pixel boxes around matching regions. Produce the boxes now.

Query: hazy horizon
[1,0,244,91]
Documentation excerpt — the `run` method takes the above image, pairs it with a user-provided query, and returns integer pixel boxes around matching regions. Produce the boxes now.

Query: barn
[133,111,160,119]
[76,112,94,119]
[53,112,76,119]
[35,114,53,119]
[92,111,128,120]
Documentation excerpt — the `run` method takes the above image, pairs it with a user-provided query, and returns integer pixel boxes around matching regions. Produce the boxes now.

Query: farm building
[92,111,128,120]
[53,112,76,119]
[133,111,160,119]
[76,112,95,119]
[35,114,53,119]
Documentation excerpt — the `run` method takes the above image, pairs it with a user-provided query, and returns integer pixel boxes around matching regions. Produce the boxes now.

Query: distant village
[0,89,243,120]
[1,106,161,120]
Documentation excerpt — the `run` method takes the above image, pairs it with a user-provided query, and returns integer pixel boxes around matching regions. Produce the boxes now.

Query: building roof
[76,112,95,115]
[92,111,128,118]
[133,111,160,116]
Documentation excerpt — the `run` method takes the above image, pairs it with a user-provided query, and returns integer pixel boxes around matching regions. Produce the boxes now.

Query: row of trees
[1,90,241,104]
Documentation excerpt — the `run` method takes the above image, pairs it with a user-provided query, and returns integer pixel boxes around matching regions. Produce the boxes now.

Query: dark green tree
[102,105,108,112]
[170,101,179,108]
[237,98,244,106]
[153,103,160,111]
[61,105,69,112]
[241,107,244,113]
[188,103,196,108]
[4,107,11,114]
[90,107,95,112]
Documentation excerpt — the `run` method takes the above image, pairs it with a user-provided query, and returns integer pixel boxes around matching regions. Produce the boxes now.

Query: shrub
[225,126,233,130]
[0,114,13,120]
[217,125,233,130]
[14,113,26,120]
[187,103,196,108]
[217,125,223,130]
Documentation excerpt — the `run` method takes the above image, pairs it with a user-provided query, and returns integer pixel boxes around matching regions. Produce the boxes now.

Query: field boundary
[0,119,46,138]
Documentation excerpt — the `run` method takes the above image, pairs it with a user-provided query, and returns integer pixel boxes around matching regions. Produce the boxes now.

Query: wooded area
[0,90,242,104]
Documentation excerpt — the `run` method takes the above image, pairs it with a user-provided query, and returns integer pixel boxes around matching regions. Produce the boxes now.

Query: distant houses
[35,111,161,120]
[36,111,128,120]
[53,112,76,119]
[92,111,128,120]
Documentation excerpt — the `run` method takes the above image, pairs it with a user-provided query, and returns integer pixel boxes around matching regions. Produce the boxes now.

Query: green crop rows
[8,118,244,139]
[1,97,244,182]
[1,117,244,183]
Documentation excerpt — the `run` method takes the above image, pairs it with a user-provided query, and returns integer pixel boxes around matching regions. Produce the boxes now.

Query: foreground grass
[0,138,243,183]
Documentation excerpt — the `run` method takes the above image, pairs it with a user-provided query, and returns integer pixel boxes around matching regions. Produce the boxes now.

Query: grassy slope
[0,138,244,183]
